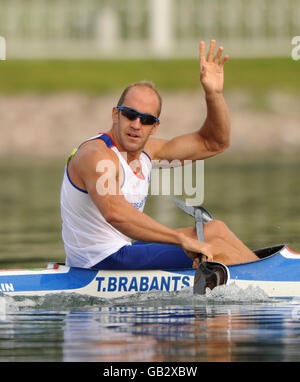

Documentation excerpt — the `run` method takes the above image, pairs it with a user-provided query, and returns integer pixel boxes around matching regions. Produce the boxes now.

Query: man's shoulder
[71,139,119,178]
[77,138,117,162]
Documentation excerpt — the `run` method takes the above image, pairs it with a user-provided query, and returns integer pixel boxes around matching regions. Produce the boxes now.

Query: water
[1,288,300,363]
[1,154,300,363]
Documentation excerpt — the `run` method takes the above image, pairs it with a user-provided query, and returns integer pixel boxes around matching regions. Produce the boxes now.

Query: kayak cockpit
[253,244,286,259]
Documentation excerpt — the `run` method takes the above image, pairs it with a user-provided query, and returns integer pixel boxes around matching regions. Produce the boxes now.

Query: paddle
[171,197,213,243]
[171,197,228,294]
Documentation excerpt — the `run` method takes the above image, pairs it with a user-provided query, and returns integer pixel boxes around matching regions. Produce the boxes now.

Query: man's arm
[146,40,230,162]
[74,143,214,260]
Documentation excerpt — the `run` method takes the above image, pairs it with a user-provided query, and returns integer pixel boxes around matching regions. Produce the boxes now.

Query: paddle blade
[193,262,228,295]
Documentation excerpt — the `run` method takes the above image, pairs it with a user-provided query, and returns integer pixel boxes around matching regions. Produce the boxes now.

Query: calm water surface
[0,154,300,363]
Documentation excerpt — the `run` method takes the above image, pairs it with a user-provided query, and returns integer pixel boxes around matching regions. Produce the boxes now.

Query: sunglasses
[117,106,159,125]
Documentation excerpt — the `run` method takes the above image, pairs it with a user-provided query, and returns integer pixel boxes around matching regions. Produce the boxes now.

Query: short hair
[117,81,162,117]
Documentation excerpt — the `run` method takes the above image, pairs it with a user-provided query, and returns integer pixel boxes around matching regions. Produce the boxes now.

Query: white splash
[0,282,271,314]
[204,282,270,302]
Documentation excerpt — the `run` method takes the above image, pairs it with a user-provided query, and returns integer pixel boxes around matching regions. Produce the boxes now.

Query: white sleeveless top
[60,133,152,268]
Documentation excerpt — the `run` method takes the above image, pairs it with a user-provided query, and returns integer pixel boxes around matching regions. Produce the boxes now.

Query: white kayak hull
[0,245,300,299]
[0,266,195,298]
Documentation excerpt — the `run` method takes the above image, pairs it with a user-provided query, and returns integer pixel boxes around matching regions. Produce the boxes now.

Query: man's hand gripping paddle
[171,197,228,295]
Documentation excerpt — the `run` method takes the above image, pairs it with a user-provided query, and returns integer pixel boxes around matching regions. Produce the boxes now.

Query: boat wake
[204,283,270,302]
[0,282,272,313]
[0,292,109,313]
[100,283,271,308]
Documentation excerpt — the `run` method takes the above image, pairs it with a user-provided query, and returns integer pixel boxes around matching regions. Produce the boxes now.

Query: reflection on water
[1,288,300,362]
[1,155,300,362]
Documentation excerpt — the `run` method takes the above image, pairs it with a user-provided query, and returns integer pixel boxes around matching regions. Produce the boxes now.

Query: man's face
[112,86,160,153]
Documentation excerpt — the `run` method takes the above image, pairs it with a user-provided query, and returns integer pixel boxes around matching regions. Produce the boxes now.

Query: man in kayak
[60,40,258,270]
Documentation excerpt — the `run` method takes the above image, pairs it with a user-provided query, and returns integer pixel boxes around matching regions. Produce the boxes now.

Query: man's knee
[207,236,226,248]
[205,219,228,240]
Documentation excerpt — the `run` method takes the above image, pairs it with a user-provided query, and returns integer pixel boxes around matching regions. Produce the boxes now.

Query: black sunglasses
[117,106,159,125]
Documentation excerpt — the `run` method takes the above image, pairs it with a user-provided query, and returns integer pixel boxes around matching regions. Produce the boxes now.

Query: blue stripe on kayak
[164,269,196,276]
[0,267,97,292]
[228,251,300,282]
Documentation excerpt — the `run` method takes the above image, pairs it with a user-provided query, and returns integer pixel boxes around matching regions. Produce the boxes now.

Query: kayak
[0,244,299,299]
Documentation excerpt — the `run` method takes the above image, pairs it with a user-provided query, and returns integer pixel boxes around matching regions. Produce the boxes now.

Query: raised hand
[199,40,229,95]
